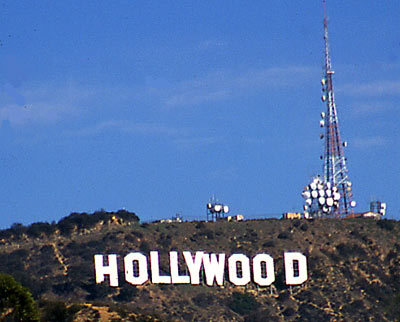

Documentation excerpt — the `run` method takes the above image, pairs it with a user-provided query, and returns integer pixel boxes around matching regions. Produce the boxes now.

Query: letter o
[124,253,148,285]
[228,254,251,286]
[253,254,275,286]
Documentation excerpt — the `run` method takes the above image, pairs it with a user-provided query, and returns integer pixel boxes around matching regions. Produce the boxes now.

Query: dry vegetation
[0,211,400,321]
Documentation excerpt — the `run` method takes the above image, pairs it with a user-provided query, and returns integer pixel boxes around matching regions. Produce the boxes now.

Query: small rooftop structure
[350,212,382,219]
[218,214,244,222]
[160,214,183,224]
[282,212,302,220]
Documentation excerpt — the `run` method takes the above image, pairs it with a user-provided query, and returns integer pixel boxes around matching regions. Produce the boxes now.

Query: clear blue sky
[0,1,399,228]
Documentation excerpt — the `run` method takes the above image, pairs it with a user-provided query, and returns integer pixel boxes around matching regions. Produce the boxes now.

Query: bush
[300,223,308,231]
[57,210,139,236]
[52,283,75,296]
[26,222,55,238]
[113,285,138,302]
[10,223,27,238]
[292,219,301,227]
[83,283,112,301]
[228,292,260,315]
[336,243,366,258]
[195,222,205,229]
[40,301,82,322]
[262,240,274,247]
[192,293,214,308]
[139,241,150,253]
[377,219,394,231]
[282,307,295,317]
[277,232,290,239]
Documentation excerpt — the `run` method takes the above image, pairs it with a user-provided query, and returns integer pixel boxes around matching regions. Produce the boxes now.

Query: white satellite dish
[318,197,326,205]
[320,120,325,127]
[333,192,340,201]
[326,197,334,207]
[326,189,332,197]
[306,198,312,206]
[311,190,319,199]
[214,204,222,212]
[321,112,325,118]
[350,201,356,207]
[318,189,325,197]
[223,205,229,213]
[310,182,317,190]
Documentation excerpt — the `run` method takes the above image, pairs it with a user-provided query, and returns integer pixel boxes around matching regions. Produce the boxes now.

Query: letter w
[202,253,225,286]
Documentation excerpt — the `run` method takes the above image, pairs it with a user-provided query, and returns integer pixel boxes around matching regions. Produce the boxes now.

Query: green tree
[0,273,39,321]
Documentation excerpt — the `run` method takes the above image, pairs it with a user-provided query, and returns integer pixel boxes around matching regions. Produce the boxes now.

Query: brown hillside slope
[0,213,400,321]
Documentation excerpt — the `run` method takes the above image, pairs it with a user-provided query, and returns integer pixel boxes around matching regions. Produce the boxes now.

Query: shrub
[83,283,112,301]
[377,219,394,231]
[52,283,75,296]
[300,223,308,231]
[10,223,27,238]
[192,293,214,308]
[292,219,301,227]
[195,222,205,229]
[282,307,295,317]
[262,240,274,247]
[277,232,290,239]
[27,222,55,238]
[205,229,214,239]
[336,243,366,258]
[139,241,150,253]
[228,292,260,315]
[40,301,82,322]
[114,285,138,302]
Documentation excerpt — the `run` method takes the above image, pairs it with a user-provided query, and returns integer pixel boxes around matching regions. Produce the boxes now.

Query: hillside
[1,211,400,321]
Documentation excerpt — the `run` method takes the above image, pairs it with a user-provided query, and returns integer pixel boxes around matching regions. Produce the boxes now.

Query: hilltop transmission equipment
[370,200,387,217]
[303,1,356,218]
[206,197,229,221]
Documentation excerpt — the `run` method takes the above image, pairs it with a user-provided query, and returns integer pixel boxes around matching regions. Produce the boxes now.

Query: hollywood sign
[94,251,307,287]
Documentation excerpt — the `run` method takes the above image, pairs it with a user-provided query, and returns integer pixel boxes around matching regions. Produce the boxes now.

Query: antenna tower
[320,1,355,216]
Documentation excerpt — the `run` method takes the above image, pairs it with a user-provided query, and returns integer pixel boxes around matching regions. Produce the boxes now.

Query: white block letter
[253,254,275,286]
[284,252,308,285]
[94,254,119,287]
[202,253,225,286]
[170,251,190,284]
[150,251,171,284]
[124,253,148,285]
[183,251,204,285]
[228,254,251,286]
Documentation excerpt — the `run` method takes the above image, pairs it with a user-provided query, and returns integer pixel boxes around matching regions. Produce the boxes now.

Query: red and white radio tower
[320,1,356,216]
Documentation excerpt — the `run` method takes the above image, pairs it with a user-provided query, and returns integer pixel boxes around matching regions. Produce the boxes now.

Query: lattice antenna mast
[320,1,354,216]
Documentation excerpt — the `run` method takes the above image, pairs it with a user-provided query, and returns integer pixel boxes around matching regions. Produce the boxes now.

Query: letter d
[284,252,307,285]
